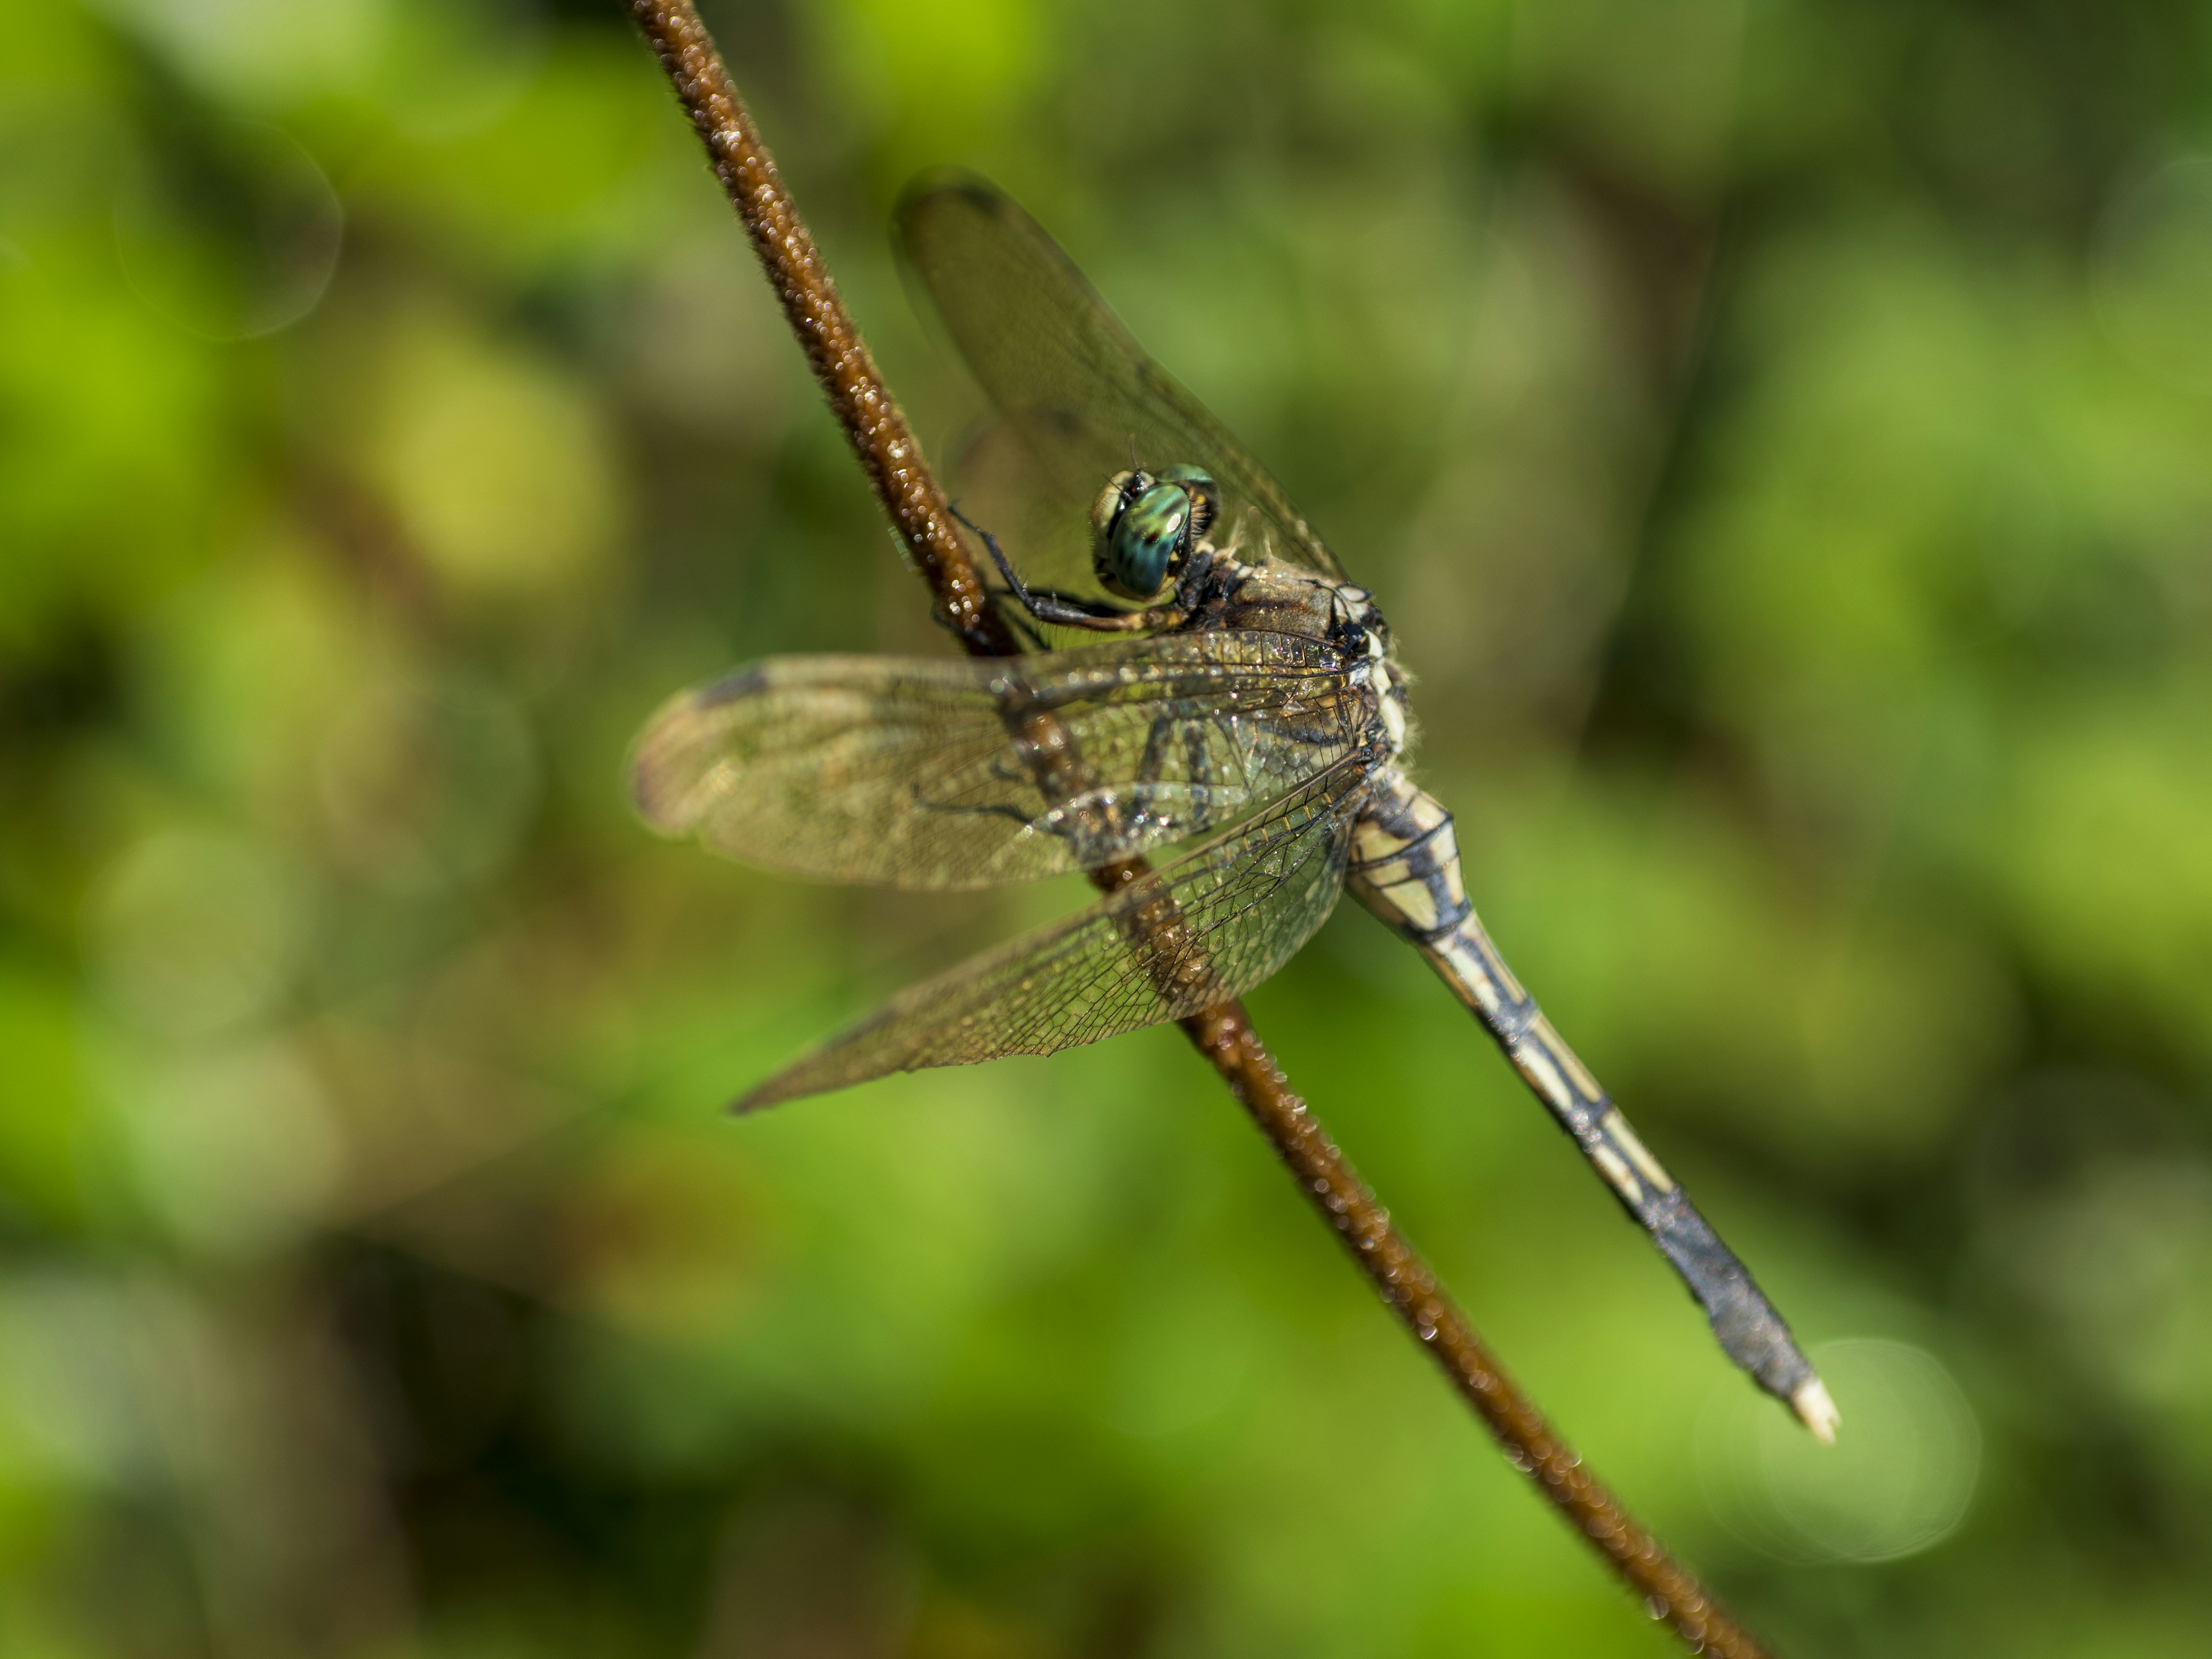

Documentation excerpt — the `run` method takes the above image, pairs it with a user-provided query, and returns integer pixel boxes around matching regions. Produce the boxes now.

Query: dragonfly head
[1090,465,1219,600]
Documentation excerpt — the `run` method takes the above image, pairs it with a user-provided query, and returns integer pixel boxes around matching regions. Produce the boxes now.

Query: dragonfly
[631,176,1837,1441]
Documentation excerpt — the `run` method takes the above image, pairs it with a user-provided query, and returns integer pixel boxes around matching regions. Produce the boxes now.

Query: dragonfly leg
[1345,771,1838,1441]
[950,505,1178,634]
[999,606,1053,653]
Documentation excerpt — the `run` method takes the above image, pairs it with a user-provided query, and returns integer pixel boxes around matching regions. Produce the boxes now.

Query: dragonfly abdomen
[1345,768,1471,941]
[1346,770,1836,1437]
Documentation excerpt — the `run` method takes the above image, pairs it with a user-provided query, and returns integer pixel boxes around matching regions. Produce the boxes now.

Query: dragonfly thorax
[1090,465,1220,600]
[1328,583,1411,759]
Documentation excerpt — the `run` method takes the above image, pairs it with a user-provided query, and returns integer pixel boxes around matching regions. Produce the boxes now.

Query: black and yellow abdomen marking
[1347,767,1837,1441]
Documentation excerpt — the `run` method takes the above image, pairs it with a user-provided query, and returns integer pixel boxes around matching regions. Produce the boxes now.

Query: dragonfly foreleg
[952,505,1181,634]
[1345,770,1838,1441]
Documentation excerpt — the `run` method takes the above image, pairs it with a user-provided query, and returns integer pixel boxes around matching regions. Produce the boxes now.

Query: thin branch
[625,5,1775,1653]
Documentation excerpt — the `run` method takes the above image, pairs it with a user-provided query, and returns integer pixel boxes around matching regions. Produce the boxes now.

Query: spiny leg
[1002,605,1053,653]
[949,504,1179,634]
[1346,771,1838,1441]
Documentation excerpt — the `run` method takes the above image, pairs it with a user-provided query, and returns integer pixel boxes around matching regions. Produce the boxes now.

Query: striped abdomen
[1346,767,1834,1437]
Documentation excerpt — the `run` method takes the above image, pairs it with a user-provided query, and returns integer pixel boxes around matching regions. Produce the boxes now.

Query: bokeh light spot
[357,317,619,601]
[120,1041,343,1258]
[113,119,342,342]
[1700,1338,1980,1563]
[86,831,307,1038]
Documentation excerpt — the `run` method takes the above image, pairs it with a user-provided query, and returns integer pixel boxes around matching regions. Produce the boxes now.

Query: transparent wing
[630,630,1362,889]
[739,759,1369,1109]
[897,173,1346,601]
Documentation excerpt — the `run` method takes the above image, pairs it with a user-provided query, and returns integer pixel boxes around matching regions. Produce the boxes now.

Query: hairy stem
[625,4,1775,1653]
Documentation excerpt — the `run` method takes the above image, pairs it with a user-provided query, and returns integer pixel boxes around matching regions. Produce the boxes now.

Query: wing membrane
[630,631,1361,889]
[739,759,1369,1108]
[897,175,1346,594]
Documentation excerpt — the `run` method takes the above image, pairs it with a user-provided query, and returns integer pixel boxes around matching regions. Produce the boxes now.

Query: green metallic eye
[1088,465,1219,601]
[1154,465,1218,541]
[1103,483,1190,599]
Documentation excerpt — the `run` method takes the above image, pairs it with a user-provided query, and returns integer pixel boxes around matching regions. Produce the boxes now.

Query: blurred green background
[6,0,2212,1653]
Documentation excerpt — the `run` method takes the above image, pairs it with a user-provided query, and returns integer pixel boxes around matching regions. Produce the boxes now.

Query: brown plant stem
[625,4,1774,1653]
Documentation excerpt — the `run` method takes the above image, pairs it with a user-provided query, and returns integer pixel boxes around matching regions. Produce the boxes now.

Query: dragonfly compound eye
[1089,469,1146,546]
[1154,465,1219,541]
[1090,466,1217,600]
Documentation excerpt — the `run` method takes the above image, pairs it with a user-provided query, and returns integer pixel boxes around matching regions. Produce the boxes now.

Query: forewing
[629,631,1361,889]
[738,759,1369,1109]
[897,175,1346,596]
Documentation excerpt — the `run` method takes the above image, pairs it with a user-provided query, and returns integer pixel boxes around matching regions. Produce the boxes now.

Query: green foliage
[3,0,2210,1653]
